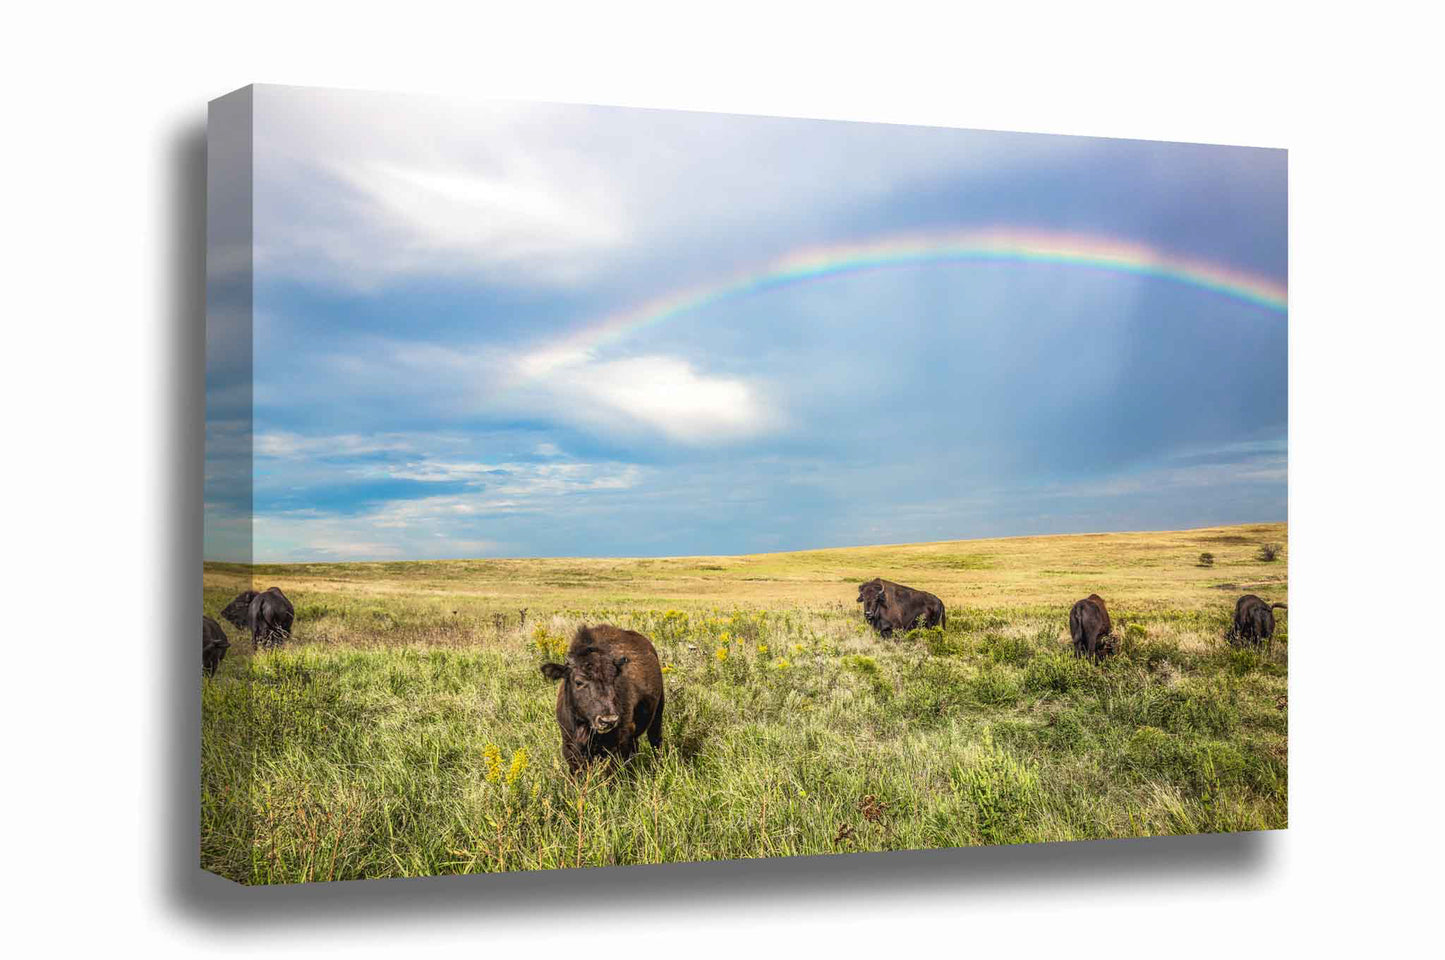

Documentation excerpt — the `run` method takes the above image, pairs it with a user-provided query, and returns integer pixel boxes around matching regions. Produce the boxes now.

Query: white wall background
[3,1,1439,953]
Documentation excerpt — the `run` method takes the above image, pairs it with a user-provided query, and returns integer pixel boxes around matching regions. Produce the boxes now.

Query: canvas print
[203,85,1287,884]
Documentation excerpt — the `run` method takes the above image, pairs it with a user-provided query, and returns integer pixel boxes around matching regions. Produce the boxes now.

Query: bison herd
[199,585,294,678]
[201,578,1285,773]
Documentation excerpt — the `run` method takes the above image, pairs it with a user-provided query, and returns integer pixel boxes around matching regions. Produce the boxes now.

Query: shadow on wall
[172,828,1274,932]
[159,115,207,926]
[158,111,1277,933]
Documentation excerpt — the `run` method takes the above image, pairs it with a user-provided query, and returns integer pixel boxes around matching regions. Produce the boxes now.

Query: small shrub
[1198,552,1215,567]
[1166,687,1238,736]
[968,665,1021,706]
[901,660,969,722]
[1041,711,1088,751]
[841,654,880,676]
[954,735,1042,845]
[1227,649,1262,676]
[1023,651,1089,696]
[1128,631,1181,669]
[978,632,1034,667]
[843,654,891,699]
[1255,543,1282,562]
[924,629,967,657]
[1126,725,1175,771]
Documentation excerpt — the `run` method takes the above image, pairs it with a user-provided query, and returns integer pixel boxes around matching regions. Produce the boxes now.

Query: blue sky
[206,86,1286,562]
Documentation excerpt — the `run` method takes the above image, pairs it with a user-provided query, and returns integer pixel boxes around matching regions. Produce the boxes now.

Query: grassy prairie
[201,522,1288,884]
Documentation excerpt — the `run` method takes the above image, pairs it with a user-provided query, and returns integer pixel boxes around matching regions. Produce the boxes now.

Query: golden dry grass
[206,521,1287,631]
[201,522,1287,883]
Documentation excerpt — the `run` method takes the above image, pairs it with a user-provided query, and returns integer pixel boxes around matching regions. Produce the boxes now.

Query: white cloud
[247,456,644,561]
[281,336,781,446]
[508,343,780,443]
[347,457,643,494]
[362,460,502,483]
[253,88,631,288]
[560,355,773,442]
[335,161,623,268]
[250,85,1084,291]
[255,432,420,459]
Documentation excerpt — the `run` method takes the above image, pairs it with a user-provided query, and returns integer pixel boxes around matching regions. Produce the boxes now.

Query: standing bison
[856,578,946,638]
[202,616,230,677]
[220,587,295,651]
[540,624,664,773]
[1069,594,1115,663]
[1231,595,1287,651]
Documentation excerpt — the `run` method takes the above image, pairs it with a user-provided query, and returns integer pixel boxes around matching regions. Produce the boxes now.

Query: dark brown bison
[220,587,295,651]
[540,624,664,773]
[202,616,229,677]
[856,578,946,638]
[1231,595,1287,650]
[1069,594,1115,663]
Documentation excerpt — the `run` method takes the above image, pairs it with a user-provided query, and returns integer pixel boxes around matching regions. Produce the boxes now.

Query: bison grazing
[1232,595,1287,651]
[1069,594,1114,663]
[202,616,229,677]
[856,578,946,638]
[221,587,295,651]
[540,624,664,773]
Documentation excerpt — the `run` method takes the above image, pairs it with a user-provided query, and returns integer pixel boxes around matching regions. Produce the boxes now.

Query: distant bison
[202,616,229,677]
[856,578,946,638]
[1232,595,1287,650]
[220,587,295,651]
[1069,594,1115,663]
[540,624,664,773]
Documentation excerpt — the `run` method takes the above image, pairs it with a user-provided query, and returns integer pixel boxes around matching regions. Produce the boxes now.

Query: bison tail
[1270,603,1288,611]
[938,607,946,629]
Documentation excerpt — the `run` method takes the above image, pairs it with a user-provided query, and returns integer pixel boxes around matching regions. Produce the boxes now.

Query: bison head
[220,591,258,629]
[863,593,888,625]
[857,579,883,605]
[541,646,631,739]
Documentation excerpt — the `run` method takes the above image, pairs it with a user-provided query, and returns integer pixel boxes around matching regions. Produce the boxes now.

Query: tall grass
[202,596,1287,883]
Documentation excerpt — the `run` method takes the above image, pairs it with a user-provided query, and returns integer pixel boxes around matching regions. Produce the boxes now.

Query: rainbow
[520,228,1286,375]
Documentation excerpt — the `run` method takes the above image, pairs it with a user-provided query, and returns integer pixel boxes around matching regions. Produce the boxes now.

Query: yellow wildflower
[506,747,528,785]
[483,743,503,783]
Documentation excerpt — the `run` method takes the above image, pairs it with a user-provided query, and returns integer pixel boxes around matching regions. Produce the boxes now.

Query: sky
[205,85,1287,563]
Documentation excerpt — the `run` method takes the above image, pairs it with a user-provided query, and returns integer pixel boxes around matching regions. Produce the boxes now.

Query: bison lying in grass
[1069,594,1115,663]
[540,624,664,774]
[202,616,229,677]
[220,587,295,651]
[856,578,946,638]
[1231,594,1287,651]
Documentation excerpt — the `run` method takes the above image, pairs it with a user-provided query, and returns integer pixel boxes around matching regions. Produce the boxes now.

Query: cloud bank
[202,86,1287,562]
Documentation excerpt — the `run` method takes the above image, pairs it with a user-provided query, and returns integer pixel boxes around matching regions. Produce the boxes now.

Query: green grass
[201,523,1287,884]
